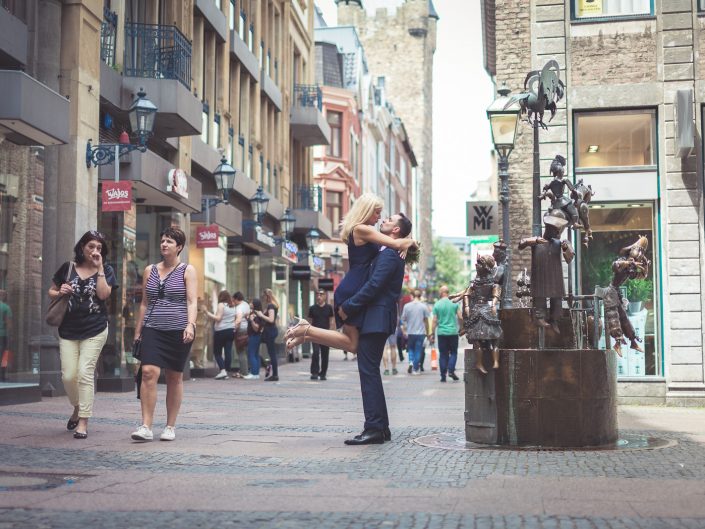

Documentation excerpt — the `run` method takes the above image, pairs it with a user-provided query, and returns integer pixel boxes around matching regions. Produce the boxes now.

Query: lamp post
[487,84,521,309]
[330,246,343,273]
[202,156,237,225]
[86,89,157,178]
[249,186,269,224]
[306,227,321,255]
[280,208,296,240]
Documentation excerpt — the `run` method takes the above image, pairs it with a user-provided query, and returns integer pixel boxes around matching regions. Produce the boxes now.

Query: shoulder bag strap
[65,261,74,282]
[142,264,159,328]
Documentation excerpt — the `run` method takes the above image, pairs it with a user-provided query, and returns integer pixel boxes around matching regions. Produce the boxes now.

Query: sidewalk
[1,350,705,529]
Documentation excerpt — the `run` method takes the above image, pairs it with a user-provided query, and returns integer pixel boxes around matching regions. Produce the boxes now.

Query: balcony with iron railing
[291,184,333,239]
[123,22,192,89]
[290,84,330,147]
[99,17,201,138]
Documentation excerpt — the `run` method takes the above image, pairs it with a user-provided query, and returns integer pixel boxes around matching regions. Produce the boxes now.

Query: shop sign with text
[196,224,219,248]
[311,256,325,276]
[255,225,276,248]
[466,201,498,236]
[102,181,132,212]
[282,240,298,264]
[167,169,189,199]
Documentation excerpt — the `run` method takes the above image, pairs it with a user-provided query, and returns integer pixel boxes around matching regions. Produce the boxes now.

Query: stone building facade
[483,0,705,405]
[335,0,436,274]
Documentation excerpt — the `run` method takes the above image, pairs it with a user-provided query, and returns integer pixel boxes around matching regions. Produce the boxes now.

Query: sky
[316,0,496,238]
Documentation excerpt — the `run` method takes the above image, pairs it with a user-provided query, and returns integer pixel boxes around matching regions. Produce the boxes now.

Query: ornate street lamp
[330,246,343,272]
[280,208,296,239]
[487,84,520,309]
[86,89,157,172]
[306,227,321,255]
[213,156,236,202]
[249,186,269,224]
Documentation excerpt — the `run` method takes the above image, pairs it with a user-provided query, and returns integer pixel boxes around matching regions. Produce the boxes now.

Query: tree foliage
[430,238,466,293]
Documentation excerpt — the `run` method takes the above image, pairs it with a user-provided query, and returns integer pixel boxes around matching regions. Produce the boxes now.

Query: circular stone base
[412,432,676,452]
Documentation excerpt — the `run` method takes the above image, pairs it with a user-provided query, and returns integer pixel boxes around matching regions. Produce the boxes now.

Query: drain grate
[411,432,676,452]
[0,471,89,492]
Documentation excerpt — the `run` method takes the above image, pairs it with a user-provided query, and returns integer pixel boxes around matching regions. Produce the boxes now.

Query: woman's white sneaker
[242,374,260,380]
[214,369,229,380]
[160,426,176,441]
[131,425,153,442]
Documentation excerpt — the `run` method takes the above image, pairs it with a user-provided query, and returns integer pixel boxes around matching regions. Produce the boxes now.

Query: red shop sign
[196,224,219,248]
[102,181,132,212]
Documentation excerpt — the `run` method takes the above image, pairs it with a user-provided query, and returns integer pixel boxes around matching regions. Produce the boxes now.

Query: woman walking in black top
[131,227,197,442]
[257,288,280,381]
[48,231,117,439]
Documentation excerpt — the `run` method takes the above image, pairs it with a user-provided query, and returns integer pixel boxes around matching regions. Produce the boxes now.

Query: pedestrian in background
[231,291,249,378]
[204,290,237,380]
[243,298,264,380]
[400,290,431,375]
[432,285,462,382]
[49,230,117,439]
[382,331,398,376]
[308,289,334,381]
[257,288,280,381]
[131,227,197,442]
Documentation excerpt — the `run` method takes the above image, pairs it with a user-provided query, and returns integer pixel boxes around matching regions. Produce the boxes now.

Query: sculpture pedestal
[464,347,618,447]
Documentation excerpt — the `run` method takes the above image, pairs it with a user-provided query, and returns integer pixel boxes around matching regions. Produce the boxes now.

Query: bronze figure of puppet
[450,254,503,374]
[603,236,651,357]
[538,155,580,230]
[518,215,574,334]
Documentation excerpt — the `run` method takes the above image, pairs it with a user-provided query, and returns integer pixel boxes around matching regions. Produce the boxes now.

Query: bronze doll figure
[539,155,580,230]
[451,254,502,374]
[603,236,651,356]
[518,215,574,333]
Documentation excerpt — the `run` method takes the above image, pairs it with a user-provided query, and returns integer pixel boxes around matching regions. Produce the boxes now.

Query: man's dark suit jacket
[341,246,405,335]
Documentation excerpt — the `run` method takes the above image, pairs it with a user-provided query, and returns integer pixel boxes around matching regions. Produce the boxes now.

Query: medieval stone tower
[336,0,437,275]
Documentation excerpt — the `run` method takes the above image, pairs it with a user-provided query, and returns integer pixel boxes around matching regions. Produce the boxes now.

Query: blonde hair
[340,193,384,241]
[262,288,279,310]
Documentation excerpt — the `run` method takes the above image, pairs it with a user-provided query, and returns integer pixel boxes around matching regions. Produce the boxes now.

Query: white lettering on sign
[106,188,130,200]
[255,226,276,247]
[199,230,218,241]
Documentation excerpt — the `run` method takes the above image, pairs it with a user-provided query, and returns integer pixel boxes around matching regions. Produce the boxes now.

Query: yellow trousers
[59,327,108,418]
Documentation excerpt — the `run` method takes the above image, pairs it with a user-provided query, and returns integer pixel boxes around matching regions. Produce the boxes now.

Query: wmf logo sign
[466,201,499,236]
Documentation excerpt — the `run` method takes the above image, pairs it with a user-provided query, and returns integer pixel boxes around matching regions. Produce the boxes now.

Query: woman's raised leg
[288,323,359,354]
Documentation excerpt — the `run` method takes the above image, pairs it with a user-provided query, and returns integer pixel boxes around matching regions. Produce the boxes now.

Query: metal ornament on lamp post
[487,84,521,309]
[86,89,157,179]
[249,186,269,224]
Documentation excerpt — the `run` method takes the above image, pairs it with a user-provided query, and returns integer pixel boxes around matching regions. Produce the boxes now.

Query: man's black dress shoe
[448,371,459,381]
[319,375,326,381]
[344,429,385,445]
[383,427,391,441]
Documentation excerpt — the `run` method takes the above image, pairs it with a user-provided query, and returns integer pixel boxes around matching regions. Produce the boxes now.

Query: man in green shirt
[0,290,11,381]
[432,285,462,382]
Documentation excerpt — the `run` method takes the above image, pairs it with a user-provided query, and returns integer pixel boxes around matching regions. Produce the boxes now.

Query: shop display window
[575,110,656,170]
[572,0,652,20]
[578,203,659,376]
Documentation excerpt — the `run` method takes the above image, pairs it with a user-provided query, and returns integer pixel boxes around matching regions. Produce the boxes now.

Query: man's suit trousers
[357,332,389,431]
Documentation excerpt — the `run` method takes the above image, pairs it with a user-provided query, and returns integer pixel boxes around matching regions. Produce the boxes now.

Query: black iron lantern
[306,228,321,254]
[128,89,158,145]
[330,246,343,271]
[213,156,236,201]
[280,208,296,238]
[249,186,269,222]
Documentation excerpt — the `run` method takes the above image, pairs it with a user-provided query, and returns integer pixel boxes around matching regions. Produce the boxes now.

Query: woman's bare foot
[476,364,488,375]
[285,317,309,341]
[493,362,500,370]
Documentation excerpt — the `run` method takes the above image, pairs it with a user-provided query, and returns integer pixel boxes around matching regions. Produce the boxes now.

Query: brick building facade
[483,0,705,404]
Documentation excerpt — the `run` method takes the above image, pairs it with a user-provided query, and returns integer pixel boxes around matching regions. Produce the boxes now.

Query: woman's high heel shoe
[285,320,311,351]
[285,317,309,341]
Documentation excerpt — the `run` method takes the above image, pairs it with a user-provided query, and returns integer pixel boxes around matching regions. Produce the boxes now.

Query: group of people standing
[203,288,280,382]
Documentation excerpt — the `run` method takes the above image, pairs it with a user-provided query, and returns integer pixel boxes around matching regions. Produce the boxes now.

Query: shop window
[326,191,342,236]
[239,12,246,42]
[326,111,342,158]
[575,110,656,170]
[201,102,209,144]
[572,0,651,20]
[578,203,659,377]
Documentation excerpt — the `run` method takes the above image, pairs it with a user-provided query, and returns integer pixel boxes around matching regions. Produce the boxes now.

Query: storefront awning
[99,149,202,213]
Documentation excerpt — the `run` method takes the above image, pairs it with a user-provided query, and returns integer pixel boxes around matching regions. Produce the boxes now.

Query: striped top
[144,263,189,331]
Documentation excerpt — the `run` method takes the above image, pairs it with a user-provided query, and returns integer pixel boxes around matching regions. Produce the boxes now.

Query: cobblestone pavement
[2,350,705,528]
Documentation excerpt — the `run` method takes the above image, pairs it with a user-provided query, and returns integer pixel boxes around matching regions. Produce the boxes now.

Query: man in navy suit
[339,213,412,445]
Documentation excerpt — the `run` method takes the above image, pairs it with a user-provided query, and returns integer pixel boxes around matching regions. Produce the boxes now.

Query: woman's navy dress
[333,235,380,328]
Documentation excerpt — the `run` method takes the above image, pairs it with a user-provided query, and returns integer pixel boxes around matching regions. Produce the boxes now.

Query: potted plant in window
[626,277,653,314]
